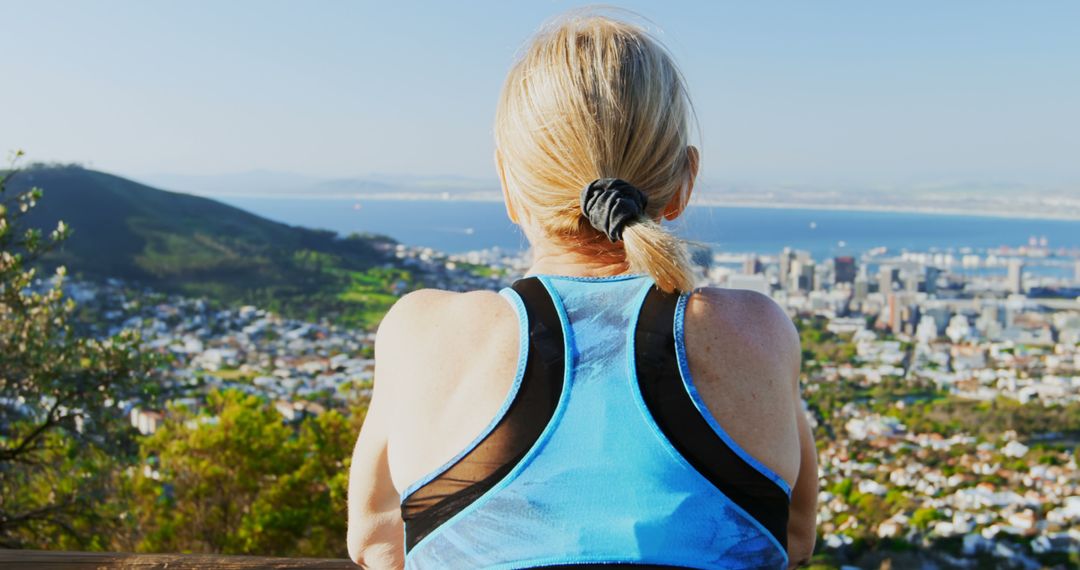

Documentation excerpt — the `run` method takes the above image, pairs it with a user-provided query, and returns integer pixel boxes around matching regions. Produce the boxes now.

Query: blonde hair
[495,11,697,293]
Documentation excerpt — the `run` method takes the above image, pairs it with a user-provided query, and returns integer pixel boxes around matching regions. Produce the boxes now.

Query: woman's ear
[495,150,520,225]
[663,145,699,221]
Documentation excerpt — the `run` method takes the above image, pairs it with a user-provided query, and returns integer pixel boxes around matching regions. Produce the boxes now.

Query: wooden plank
[0,550,356,569]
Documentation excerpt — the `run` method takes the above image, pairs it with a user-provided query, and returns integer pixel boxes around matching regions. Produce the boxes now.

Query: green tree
[910,507,944,530]
[0,154,159,548]
[240,407,357,556]
[131,389,363,557]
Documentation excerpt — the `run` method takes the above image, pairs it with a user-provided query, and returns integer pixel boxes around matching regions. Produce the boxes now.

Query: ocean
[220,196,1080,276]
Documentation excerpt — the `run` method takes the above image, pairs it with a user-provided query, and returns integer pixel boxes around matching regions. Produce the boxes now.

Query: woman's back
[346,11,817,569]
[371,274,804,568]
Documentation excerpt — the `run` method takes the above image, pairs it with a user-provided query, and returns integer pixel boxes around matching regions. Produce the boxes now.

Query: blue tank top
[400,274,791,569]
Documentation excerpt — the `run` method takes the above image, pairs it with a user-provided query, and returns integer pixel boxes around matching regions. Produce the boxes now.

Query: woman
[347,11,817,570]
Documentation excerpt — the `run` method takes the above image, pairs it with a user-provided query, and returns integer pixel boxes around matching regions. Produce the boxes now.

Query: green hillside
[8,165,404,325]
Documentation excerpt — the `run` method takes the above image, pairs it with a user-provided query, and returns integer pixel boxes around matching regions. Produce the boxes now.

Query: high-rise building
[1007,259,1024,294]
[904,270,920,294]
[778,248,795,291]
[878,265,899,294]
[906,303,921,336]
[924,267,941,295]
[834,256,856,284]
[742,255,762,275]
[853,276,869,301]
[793,261,815,292]
[887,293,901,334]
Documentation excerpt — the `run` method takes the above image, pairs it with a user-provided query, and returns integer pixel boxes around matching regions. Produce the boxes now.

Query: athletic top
[400,274,791,569]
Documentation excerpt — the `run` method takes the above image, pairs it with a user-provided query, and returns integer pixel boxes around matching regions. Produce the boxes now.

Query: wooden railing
[0,550,356,568]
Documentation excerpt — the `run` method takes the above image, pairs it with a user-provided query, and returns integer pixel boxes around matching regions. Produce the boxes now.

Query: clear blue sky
[3,1,1078,187]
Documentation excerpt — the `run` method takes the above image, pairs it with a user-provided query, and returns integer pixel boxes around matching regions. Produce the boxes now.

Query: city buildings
[65,235,1080,567]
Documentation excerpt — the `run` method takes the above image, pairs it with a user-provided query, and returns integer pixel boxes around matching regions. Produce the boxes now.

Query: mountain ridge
[8,165,400,324]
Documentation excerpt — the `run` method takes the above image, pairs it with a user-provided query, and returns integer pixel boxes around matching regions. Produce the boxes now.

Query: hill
[7,165,403,325]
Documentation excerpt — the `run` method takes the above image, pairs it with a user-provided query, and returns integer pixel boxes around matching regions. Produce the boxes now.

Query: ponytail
[577,177,695,293]
[622,219,695,293]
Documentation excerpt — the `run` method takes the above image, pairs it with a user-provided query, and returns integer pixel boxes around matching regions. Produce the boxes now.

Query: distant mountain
[138,170,324,196]
[137,170,501,200]
[135,168,1080,220]
[691,180,1080,220]
[8,166,398,323]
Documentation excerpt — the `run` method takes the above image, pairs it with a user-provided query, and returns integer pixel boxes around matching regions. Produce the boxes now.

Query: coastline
[204,190,1080,223]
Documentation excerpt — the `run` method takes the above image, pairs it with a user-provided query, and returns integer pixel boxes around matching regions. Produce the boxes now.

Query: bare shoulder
[684,286,801,385]
[681,286,803,487]
[376,287,515,352]
[373,287,523,493]
[374,287,517,390]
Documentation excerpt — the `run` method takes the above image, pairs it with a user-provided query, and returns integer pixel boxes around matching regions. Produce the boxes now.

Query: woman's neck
[525,238,631,278]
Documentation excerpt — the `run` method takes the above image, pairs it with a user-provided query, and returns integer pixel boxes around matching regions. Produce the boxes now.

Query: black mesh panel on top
[634,287,790,550]
[401,277,565,552]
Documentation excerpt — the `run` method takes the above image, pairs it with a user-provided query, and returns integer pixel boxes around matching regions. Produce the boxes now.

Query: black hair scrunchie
[579,178,649,243]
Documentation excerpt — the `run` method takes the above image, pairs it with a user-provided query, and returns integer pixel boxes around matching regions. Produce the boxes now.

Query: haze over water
[220,196,1080,272]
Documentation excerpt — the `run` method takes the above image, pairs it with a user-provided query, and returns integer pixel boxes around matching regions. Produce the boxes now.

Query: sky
[3,1,1079,188]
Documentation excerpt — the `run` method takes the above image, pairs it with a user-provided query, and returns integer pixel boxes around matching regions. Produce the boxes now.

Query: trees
[131,389,294,553]
[0,154,160,547]
[1,154,374,555]
[129,389,362,557]
[1,154,371,554]
[239,403,359,557]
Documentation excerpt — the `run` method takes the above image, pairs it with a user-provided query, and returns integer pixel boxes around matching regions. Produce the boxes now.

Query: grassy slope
[9,166,404,325]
